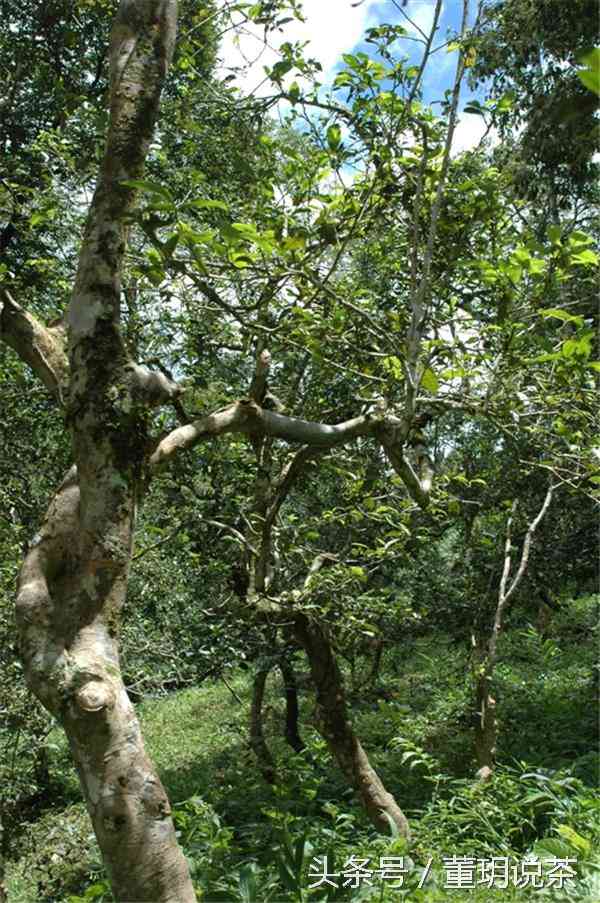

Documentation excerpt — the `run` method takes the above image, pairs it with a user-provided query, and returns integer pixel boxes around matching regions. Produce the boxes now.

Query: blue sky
[220,0,490,152]
[345,1,476,98]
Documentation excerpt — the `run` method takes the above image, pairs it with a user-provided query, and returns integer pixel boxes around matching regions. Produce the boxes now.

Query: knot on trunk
[75,678,115,713]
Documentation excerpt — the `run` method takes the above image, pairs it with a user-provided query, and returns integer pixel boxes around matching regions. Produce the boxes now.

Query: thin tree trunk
[471,485,554,776]
[536,590,556,637]
[241,413,411,837]
[365,637,384,689]
[474,676,497,772]
[471,637,497,773]
[294,615,410,839]
[250,668,276,784]
[279,659,305,753]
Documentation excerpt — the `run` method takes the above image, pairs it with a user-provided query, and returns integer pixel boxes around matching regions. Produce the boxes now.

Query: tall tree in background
[474,0,599,205]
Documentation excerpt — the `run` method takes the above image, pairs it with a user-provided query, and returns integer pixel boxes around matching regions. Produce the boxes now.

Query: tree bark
[279,658,305,753]
[13,3,196,900]
[231,363,411,835]
[249,668,276,784]
[0,288,68,402]
[471,638,497,772]
[17,468,195,901]
[471,486,554,776]
[474,677,497,772]
[294,614,410,839]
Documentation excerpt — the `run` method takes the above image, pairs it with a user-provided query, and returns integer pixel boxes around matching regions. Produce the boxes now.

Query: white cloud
[451,113,498,155]
[403,0,443,40]
[218,0,383,95]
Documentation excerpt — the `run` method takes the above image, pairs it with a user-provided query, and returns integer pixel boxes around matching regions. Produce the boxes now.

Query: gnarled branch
[151,399,433,507]
[0,287,68,403]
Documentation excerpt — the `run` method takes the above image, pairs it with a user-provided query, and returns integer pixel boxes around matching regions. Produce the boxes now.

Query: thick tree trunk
[17,469,195,902]
[13,3,197,900]
[250,668,276,784]
[294,615,410,839]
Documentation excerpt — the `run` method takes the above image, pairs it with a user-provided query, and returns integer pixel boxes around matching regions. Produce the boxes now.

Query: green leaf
[178,223,215,245]
[238,863,259,903]
[578,48,600,96]
[562,333,593,359]
[507,263,523,284]
[147,268,165,287]
[221,221,255,243]
[326,124,342,151]
[496,91,515,112]
[342,53,360,69]
[282,235,306,251]
[528,257,546,275]
[229,250,255,269]
[530,352,561,363]
[381,810,401,838]
[571,248,598,266]
[382,355,403,379]
[512,248,531,264]
[333,70,353,88]
[247,3,263,21]
[276,857,299,893]
[349,565,367,582]
[420,368,439,394]
[540,308,584,325]
[162,233,179,257]
[547,224,562,244]
[556,825,591,856]
[120,179,173,202]
[561,340,578,358]
[186,198,229,212]
[463,102,485,116]
[569,230,594,247]
[270,58,293,81]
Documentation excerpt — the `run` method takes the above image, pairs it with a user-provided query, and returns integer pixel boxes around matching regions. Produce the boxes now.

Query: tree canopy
[0,1,598,901]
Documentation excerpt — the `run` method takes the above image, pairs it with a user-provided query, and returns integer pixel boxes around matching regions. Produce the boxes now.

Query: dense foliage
[0,0,598,900]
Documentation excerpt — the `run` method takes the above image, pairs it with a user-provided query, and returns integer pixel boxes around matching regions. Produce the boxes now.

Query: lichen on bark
[14,3,196,901]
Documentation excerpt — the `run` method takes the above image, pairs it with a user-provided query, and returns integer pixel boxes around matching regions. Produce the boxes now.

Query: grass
[5,599,599,902]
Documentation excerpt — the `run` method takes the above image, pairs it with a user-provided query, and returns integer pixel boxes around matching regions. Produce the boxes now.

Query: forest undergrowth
[6,596,599,903]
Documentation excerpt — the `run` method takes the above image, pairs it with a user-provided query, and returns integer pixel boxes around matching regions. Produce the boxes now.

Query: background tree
[1,0,598,900]
[472,0,599,204]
